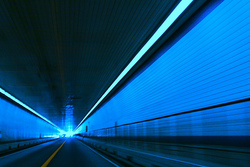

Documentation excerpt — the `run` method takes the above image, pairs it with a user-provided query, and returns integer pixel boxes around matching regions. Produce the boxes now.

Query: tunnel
[0,0,249,166]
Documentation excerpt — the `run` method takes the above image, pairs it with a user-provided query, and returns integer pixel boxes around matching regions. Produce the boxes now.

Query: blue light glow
[0,87,64,133]
[43,134,60,138]
[65,104,74,132]
[76,0,250,137]
[0,97,62,141]
[74,0,193,131]
[64,131,75,137]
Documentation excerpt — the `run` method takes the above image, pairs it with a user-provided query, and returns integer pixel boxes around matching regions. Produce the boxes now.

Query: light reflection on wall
[0,97,60,141]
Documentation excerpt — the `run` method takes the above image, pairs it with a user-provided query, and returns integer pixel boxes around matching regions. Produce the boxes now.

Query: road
[0,138,119,167]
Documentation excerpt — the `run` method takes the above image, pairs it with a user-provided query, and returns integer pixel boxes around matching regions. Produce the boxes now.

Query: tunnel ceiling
[0,0,180,130]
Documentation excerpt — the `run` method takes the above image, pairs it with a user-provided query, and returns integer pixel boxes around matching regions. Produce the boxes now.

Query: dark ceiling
[0,0,181,130]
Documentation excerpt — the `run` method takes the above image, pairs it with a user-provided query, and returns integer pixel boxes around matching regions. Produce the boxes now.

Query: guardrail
[0,137,58,155]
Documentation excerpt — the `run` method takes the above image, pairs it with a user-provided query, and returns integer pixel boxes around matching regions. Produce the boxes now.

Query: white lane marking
[80,142,120,167]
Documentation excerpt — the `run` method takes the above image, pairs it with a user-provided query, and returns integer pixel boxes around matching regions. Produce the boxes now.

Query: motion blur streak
[0,0,249,166]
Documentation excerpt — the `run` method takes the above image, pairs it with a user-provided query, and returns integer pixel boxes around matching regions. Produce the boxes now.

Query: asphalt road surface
[0,138,119,167]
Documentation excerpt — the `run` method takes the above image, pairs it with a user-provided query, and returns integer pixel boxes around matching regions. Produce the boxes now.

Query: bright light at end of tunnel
[43,134,60,138]
[64,131,75,137]
[74,0,193,131]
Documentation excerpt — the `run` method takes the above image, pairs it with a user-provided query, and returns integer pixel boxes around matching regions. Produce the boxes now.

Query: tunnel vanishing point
[0,0,249,167]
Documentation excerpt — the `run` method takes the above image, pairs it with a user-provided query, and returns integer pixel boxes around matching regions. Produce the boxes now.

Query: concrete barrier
[0,137,57,154]
[76,136,250,167]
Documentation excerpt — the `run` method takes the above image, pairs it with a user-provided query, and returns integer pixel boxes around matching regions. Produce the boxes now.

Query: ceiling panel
[0,0,179,130]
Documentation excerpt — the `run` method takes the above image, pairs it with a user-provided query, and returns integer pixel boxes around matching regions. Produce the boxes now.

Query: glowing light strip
[74,0,193,131]
[0,87,64,132]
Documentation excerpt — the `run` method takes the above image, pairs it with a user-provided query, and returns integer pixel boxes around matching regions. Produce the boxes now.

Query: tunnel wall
[78,0,250,146]
[0,96,60,142]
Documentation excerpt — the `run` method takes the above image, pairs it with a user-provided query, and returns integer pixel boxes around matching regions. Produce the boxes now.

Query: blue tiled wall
[79,0,250,141]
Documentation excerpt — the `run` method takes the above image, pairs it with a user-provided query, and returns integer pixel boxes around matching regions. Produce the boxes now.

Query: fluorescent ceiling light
[0,87,64,133]
[74,0,193,131]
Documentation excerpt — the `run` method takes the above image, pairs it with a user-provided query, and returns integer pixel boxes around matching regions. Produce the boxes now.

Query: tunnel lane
[47,138,119,167]
[0,138,119,167]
